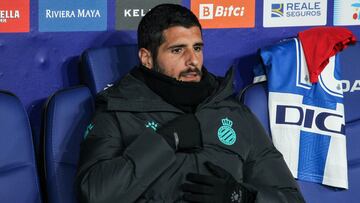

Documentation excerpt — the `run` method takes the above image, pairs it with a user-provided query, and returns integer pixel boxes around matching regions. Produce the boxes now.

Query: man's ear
[138,48,153,69]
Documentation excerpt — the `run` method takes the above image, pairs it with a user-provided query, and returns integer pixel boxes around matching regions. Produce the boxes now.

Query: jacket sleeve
[76,111,176,203]
[242,107,305,203]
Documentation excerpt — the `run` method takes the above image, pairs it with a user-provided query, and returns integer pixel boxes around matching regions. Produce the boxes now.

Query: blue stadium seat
[239,81,270,134]
[0,90,42,203]
[43,45,138,202]
[43,87,94,203]
[80,45,139,95]
[239,43,360,202]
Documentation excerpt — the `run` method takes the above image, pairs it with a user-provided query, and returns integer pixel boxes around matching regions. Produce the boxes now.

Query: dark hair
[137,4,202,59]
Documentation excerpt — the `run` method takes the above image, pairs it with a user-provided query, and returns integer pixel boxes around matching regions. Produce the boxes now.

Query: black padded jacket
[76,68,305,203]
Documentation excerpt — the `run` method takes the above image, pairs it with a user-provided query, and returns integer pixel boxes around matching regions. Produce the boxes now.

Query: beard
[153,60,203,81]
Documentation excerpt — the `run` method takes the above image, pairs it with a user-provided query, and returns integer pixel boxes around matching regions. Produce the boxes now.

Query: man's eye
[194,46,203,52]
[171,48,182,54]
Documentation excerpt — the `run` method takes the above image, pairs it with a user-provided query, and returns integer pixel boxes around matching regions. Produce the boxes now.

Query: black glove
[182,162,256,203]
[157,114,202,151]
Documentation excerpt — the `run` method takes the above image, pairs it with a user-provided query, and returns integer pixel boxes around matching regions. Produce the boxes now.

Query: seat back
[0,90,42,203]
[341,43,360,188]
[240,43,360,203]
[340,43,360,124]
[239,81,270,135]
[80,45,139,95]
[43,86,94,203]
[43,45,137,202]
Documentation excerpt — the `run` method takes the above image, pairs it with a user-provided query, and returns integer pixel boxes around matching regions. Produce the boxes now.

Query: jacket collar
[97,67,235,112]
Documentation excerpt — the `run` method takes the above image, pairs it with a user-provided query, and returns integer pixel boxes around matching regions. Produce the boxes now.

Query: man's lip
[179,74,200,82]
[182,72,199,77]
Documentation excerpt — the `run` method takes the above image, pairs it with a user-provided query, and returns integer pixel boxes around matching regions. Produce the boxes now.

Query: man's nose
[185,49,200,67]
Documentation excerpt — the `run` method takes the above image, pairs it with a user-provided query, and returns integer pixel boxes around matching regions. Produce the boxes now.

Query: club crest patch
[217,117,236,145]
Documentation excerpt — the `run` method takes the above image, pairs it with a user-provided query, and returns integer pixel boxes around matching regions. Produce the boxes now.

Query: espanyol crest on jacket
[260,38,348,189]
[217,117,237,145]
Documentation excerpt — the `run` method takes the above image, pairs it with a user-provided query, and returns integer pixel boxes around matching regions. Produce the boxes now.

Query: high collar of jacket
[96,65,236,113]
[130,65,215,113]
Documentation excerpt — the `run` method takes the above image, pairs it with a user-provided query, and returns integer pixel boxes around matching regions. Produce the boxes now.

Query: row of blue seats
[0,45,139,203]
[1,43,359,202]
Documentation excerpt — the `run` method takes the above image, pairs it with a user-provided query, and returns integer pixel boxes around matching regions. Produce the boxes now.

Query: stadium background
[1,0,360,151]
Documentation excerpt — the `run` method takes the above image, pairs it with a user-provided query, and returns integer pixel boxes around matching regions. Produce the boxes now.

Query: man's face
[154,26,204,82]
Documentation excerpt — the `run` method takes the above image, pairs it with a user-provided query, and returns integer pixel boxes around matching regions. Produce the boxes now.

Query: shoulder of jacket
[94,75,132,107]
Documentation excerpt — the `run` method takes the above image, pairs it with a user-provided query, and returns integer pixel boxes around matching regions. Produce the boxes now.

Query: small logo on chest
[217,117,236,145]
[145,121,158,131]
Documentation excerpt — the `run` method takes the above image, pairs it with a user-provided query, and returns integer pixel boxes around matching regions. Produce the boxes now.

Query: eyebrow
[194,42,204,47]
[167,42,204,50]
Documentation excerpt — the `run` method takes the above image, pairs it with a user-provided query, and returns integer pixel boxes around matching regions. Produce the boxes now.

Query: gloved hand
[157,114,202,151]
[182,162,256,203]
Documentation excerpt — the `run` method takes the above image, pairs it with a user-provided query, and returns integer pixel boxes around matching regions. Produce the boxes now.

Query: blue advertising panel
[38,0,107,32]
